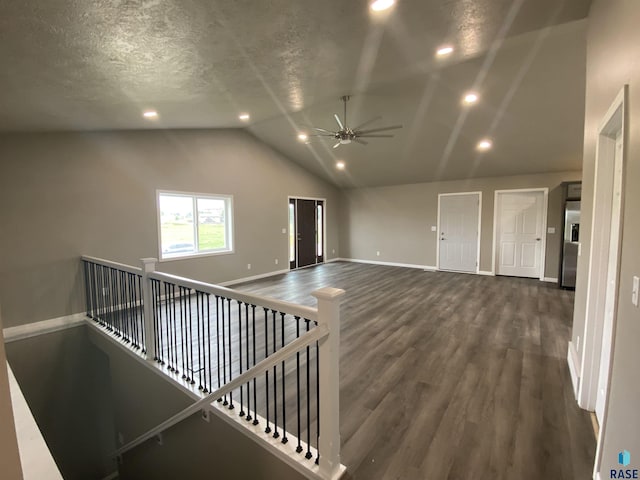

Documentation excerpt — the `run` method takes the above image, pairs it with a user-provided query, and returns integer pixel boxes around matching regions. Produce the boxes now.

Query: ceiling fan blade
[308,133,336,137]
[334,114,344,130]
[357,134,395,138]
[356,125,403,134]
[353,138,368,145]
[352,116,382,131]
[333,142,341,149]
[311,127,335,134]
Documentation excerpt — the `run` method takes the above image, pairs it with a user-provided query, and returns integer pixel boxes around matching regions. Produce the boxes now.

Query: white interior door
[595,133,624,423]
[438,193,480,273]
[496,191,546,278]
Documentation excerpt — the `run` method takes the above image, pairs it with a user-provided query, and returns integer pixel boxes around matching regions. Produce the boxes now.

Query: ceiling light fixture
[463,92,479,105]
[477,139,493,151]
[436,46,454,57]
[298,133,308,142]
[336,161,346,170]
[239,113,250,121]
[370,0,395,12]
[143,110,158,119]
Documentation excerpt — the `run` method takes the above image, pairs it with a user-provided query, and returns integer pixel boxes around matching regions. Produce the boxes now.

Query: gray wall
[571,0,640,472]
[340,171,581,277]
[5,327,116,479]
[0,130,341,327]
[88,328,307,480]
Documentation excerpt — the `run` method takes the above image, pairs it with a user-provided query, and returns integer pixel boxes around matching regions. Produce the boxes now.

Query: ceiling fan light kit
[307,95,402,149]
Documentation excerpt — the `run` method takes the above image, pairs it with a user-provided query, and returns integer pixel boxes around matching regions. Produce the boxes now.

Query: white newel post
[312,286,345,480]
[140,258,157,362]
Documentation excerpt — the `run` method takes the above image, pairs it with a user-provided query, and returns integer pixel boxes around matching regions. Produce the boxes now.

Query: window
[157,191,233,260]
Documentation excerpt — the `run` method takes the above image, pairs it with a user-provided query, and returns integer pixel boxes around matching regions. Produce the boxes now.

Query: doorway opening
[289,197,325,270]
[574,86,627,478]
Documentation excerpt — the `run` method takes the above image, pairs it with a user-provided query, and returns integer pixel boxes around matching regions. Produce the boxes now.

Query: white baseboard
[100,472,119,480]
[567,341,580,399]
[3,313,86,343]
[220,269,289,287]
[543,277,559,283]
[338,257,437,271]
[477,270,494,276]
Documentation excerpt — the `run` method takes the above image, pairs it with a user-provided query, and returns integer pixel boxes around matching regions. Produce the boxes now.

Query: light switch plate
[431,226,437,232]
[632,276,639,307]
[548,227,556,234]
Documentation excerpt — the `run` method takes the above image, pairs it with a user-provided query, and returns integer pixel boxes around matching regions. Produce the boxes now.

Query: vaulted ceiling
[0,0,591,187]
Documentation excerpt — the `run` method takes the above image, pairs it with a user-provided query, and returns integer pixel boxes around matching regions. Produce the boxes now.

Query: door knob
[536,238,541,241]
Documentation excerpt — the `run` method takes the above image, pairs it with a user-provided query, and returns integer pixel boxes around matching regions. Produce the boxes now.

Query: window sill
[159,249,235,263]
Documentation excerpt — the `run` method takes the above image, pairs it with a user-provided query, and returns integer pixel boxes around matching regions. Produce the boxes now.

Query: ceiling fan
[306,95,402,149]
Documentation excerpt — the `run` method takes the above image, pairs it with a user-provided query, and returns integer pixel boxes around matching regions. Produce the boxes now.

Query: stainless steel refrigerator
[561,200,581,288]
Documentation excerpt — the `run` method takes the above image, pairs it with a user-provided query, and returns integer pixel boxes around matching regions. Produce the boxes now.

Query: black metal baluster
[197,292,204,390]
[295,316,302,453]
[111,268,120,336]
[126,273,134,346]
[281,312,288,444]
[272,310,279,439]
[187,291,195,384]
[151,279,158,360]
[96,265,104,325]
[227,298,234,409]
[245,303,252,422]
[180,287,187,378]
[173,284,179,374]
[132,273,139,348]
[138,275,146,354]
[221,296,228,405]
[205,293,211,393]
[238,301,244,417]
[164,282,172,369]
[264,307,271,434]
[215,296,222,400]
[252,305,258,426]
[120,271,129,343]
[157,280,165,364]
[305,318,312,459]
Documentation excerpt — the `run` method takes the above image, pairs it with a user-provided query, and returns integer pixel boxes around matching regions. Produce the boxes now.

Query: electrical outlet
[632,276,639,307]
[275,259,279,265]
[431,226,437,232]
[282,228,286,234]
[202,409,210,423]
[548,227,556,234]
[247,263,251,270]
[332,249,335,254]
[376,251,380,257]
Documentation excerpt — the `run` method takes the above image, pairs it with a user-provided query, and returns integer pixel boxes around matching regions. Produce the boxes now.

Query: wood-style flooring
[230,261,596,480]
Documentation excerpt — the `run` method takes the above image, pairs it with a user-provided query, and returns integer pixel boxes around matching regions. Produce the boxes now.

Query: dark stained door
[290,198,324,269]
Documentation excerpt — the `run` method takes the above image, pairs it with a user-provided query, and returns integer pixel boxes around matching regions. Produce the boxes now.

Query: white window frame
[157,190,234,261]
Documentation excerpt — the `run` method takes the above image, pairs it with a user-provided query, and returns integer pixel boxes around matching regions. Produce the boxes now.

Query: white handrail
[81,255,142,276]
[114,324,329,457]
[148,270,318,322]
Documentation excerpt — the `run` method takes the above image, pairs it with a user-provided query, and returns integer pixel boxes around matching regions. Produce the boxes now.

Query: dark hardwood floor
[230,261,596,480]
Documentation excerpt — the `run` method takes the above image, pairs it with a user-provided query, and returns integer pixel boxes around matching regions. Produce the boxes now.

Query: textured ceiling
[0,0,591,186]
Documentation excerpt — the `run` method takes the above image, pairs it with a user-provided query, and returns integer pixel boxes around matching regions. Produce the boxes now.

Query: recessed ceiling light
[436,45,454,57]
[477,139,493,151]
[463,92,479,105]
[336,161,346,170]
[239,113,250,121]
[143,110,158,119]
[370,0,395,12]
[298,133,308,142]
